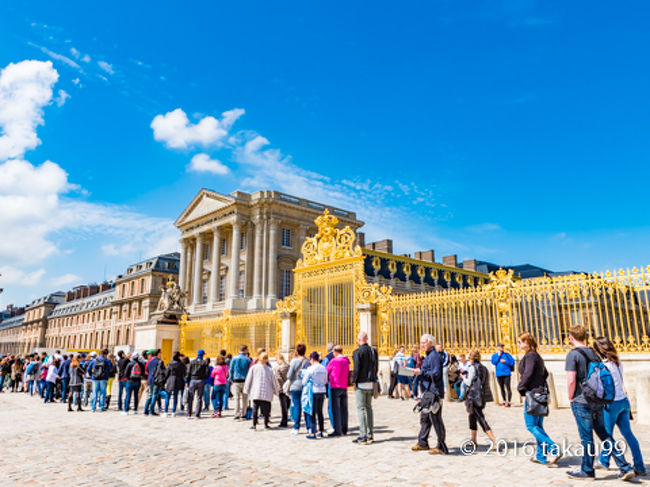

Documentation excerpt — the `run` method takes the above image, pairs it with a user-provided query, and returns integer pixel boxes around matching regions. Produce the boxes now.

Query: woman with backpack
[165,352,186,417]
[68,354,85,412]
[44,358,60,403]
[123,352,144,414]
[517,332,561,465]
[593,337,646,476]
[462,349,497,450]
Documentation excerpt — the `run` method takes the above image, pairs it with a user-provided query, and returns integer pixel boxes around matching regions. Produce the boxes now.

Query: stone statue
[157,278,186,313]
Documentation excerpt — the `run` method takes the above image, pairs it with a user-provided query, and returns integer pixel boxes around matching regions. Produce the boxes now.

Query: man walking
[59,354,71,403]
[491,343,515,406]
[326,345,350,437]
[144,349,162,416]
[565,325,634,481]
[116,351,130,411]
[412,334,448,455]
[229,345,251,420]
[351,331,378,444]
[186,349,210,419]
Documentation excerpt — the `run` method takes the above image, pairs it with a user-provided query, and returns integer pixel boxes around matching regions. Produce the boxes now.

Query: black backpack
[130,360,142,380]
[154,361,167,387]
[466,363,493,409]
[93,358,105,380]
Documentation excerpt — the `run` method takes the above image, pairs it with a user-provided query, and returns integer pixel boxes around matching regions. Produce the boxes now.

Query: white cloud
[55,89,70,107]
[72,78,80,85]
[97,60,114,74]
[188,153,229,175]
[70,47,80,59]
[467,223,503,233]
[0,266,46,286]
[151,108,245,149]
[50,273,81,287]
[28,43,81,70]
[81,54,91,63]
[0,60,59,160]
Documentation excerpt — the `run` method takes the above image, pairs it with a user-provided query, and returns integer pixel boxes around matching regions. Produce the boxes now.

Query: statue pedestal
[133,311,183,363]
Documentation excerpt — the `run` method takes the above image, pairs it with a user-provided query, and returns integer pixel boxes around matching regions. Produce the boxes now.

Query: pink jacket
[326,355,350,389]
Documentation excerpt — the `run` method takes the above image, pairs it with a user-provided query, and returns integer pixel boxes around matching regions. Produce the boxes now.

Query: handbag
[373,380,381,399]
[282,379,291,395]
[525,386,549,417]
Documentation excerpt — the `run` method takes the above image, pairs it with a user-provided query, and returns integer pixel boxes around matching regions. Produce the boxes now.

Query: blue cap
[197,349,205,357]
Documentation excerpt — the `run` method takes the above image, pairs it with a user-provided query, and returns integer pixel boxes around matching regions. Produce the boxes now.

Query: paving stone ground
[0,390,648,486]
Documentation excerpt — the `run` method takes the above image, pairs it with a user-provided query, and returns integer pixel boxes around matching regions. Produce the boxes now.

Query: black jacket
[186,358,210,382]
[117,357,130,380]
[517,350,548,395]
[419,349,444,397]
[352,343,378,385]
[165,359,187,392]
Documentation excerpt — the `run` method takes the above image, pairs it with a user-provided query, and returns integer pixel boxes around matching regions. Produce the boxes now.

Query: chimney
[462,259,477,272]
[373,239,393,254]
[356,232,365,248]
[99,282,110,292]
[88,285,99,297]
[400,253,411,258]
[65,291,75,302]
[415,250,435,263]
[442,254,458,268]
[74,288,81,300]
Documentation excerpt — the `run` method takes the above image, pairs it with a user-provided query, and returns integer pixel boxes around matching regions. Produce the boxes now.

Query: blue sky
[1,1,649,308]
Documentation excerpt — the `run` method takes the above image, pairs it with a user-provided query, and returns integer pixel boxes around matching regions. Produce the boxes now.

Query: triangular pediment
[175,189,235,228]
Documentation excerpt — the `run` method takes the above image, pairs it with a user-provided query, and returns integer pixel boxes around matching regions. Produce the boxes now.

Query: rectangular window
[280,269,293,298]
[140,278,146,294]
[239,271,245,298]
[221,238,227,256]
[204,243,210,261]
[281,228,292,248]
[202,280,208,304]
[219,275,226,301]
[240,233,246,250]
[129,281,135,296]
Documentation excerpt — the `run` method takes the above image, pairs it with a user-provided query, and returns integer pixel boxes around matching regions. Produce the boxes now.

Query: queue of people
[0,325,646,481]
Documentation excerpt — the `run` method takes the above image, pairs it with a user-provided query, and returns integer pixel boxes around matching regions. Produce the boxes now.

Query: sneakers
[411,444,429,451]
[306,434,317,439]
[353,437,367,444]
[366,438,375,445]
[530,458,546,465]
[618,470,635,482]
[120,411,128,416]
[429,448,443,455]
[291,429,300,435]
[567,469,595,480]
[547,452,563,465]
[211,413,219,418]
[634,469,647,477]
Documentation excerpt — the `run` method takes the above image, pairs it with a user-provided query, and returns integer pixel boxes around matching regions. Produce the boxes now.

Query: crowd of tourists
[0,325,646,481]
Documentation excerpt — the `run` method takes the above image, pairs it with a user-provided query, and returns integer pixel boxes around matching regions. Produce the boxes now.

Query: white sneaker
[291,429,300,435]
[326,428,335,435]
[171,412,176,417]
[120,411,127,416]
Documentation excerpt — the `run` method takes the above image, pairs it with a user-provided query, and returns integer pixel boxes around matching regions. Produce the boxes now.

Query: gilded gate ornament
[296,209,362,268]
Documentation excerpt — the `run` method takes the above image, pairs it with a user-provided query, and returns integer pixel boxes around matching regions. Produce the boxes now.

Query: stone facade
[175,189,363,319]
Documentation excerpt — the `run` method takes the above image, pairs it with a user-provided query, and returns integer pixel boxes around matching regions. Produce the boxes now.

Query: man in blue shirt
[229,345,251,420]
[491,343,515,407]
[87,349,113,412]
[59,354,72,403]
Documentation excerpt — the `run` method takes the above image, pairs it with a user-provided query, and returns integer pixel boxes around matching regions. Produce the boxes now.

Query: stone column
[253,218,264,298]
[179,238,187,290]
[208,227,221,304]
[228,218,242,299]
[267,219,279,299]
[280,312,297,359]
[357,303,377,347]
[244,224,254,298]
[192,235,204,305]
[262,218,268,297]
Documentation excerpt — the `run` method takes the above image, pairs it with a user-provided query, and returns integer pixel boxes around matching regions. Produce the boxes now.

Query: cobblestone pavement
[1,391,648,486]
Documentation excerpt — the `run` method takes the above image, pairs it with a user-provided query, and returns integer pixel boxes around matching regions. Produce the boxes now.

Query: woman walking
[517,332,561,465]
[11,358,23,392]
[274,353,290,428]
[243,352,278,430]
[68,355,85,412]
[164,352,186,417]
[593,336,646,476]
[463,350,497,450]
[44,358,60,404]
[302,351,328,439]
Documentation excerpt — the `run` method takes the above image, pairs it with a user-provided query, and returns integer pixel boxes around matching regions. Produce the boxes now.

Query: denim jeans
[61,377,69,401]
[212,384,227,412]
[144,384,160,414]
[600,398,646,472]
[203,383,212,411]
[118,380,127,411]
[165,390,180,413]
[28,379,36,396]
[355,388,374,439]
[571,401,631,474]
[91,379,108,411]
[524,399,559,463]
[310,392,326,434]
[124,381,140,412]
[187,380,205,418]
[290,389,309,430]
[327,386,334,429]
[223,383,230,409]
[44,381,55,403]
[330,388,349,435]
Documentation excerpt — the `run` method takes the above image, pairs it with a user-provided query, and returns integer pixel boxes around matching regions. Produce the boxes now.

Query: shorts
[397,376,410,385]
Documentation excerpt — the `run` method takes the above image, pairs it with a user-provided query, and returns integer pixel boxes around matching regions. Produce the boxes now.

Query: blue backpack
[576,348,615,405]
